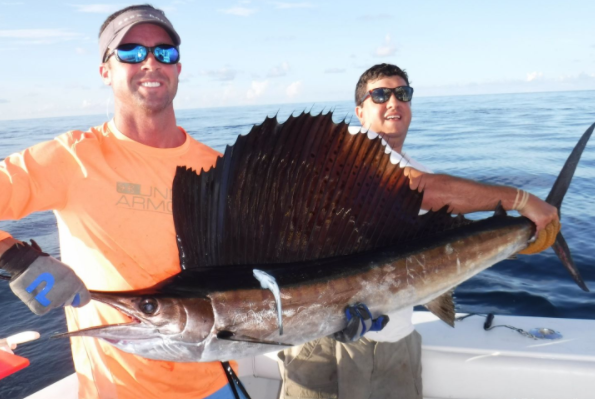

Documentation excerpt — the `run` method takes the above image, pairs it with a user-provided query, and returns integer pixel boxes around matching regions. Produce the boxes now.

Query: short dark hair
[354,63,410,105]
[99,4,162,38]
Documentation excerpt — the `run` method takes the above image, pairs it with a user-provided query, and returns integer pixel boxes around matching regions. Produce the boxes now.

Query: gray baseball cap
[99,6,181,62]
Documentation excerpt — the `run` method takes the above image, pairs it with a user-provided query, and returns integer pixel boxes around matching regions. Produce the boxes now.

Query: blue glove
[333,303,389,342]
[0,240,90,315]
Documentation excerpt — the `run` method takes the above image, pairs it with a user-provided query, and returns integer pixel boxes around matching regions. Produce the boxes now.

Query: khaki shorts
[278,331,422,399]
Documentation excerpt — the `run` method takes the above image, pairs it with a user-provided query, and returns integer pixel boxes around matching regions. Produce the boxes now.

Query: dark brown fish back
[173,112,460,269]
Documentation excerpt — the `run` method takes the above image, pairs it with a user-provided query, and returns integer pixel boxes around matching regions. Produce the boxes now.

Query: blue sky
[1,0,595,120]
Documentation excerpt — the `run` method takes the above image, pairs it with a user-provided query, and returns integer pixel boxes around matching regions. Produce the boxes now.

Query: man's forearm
[409,171,517,214]
[404,167,558,233]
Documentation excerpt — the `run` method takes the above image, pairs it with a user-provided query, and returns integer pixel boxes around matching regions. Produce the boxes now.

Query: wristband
[512,189,529,212]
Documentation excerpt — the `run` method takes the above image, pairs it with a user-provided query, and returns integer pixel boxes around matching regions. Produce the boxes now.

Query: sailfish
[56,113,593,362]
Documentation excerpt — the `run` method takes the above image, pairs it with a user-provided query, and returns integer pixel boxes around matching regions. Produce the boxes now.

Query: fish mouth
[52,321,149,340]
[53,291,157,340]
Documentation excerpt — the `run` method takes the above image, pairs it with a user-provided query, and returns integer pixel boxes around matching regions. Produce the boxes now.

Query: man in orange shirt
[0,4,247,399]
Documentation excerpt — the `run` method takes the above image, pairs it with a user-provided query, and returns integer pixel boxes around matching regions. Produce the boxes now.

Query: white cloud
[557,72,595,82]
[375,34,397,57]
[179,72,194,83]
[271,2,316,9]
[246,80,269,100]
[526,71,544,82]
[72,4,125,13]
[267,62,290,78]
[286,81,302,98]
[75,47,87,55]
[324,68,346,74]
[200,68,238,81]
[81,100,96,109]
[220,83,239,101]
[0,29,79,39]
[0,99,8,103]
[220,7,256,16]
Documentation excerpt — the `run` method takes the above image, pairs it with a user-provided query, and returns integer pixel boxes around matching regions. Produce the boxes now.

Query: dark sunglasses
[103,43,180,64]
[360,86,414,105]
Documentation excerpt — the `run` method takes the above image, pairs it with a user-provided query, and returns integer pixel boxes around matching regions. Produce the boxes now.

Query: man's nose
[386,91,399,107]
[141,52,161,69]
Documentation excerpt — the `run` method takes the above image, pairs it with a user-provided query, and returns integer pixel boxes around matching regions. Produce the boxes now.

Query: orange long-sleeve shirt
[0,121,233,398]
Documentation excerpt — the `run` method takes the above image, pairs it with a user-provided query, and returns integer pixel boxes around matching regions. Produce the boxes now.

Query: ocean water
[1,91,595,398]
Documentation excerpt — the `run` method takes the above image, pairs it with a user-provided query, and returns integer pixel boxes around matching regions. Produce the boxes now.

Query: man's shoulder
[23,123,109,158]
[56,122,110,147]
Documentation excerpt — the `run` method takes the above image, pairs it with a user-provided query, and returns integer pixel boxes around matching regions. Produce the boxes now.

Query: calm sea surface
[1,91,595,398]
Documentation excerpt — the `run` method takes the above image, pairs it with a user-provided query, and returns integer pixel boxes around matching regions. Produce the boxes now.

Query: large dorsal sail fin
[172,112,465,269]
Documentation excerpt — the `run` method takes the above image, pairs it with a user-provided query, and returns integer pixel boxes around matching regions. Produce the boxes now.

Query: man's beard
[132,89,175,113]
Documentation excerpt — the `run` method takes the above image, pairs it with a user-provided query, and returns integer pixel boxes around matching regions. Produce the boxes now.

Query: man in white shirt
[278,63,559,399]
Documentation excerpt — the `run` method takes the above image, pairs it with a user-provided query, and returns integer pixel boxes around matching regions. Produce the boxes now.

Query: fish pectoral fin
[253,269,284,335]
[423,289,456,327]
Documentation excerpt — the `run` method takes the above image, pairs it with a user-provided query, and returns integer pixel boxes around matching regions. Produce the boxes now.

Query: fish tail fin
[544,122,595,292]
[553,233,589,292]
[545,122,595,211]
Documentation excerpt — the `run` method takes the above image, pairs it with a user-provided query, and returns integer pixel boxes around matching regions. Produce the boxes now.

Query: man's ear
[355,105,365,126]
[99,63,111,86]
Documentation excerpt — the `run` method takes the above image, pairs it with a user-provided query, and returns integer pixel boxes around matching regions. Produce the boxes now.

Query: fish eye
[139,298,159,315]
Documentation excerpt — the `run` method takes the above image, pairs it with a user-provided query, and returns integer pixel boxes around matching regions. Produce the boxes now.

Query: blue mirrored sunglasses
[359,86,414,105]
[104,43,180,64]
